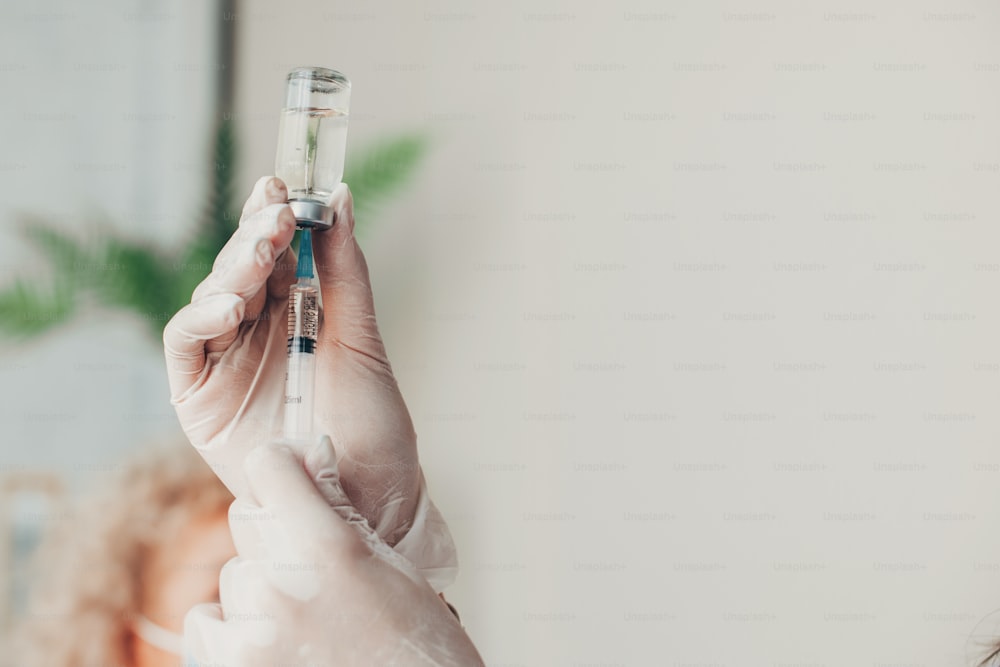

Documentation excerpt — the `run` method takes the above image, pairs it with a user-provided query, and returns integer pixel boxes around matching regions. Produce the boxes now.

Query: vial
[275,66,351,230]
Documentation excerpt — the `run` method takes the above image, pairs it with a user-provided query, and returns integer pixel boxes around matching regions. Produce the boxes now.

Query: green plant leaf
[18,218,91,284]
[0,277,75,338]
[90,237,178,335]
[344,133,428,231]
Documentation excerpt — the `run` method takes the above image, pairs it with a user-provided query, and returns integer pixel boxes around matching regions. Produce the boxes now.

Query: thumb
[183,603,240,665]
[311,183,388,362]
[304,436,420,573]
[242,441,364,560]
[304,435,379,537]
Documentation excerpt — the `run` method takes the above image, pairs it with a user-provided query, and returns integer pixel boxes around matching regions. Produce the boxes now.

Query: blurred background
[2,0,1000,664]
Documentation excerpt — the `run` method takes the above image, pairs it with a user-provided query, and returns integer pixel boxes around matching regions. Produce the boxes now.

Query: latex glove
[163,176,456,590]
[184,439,483,667]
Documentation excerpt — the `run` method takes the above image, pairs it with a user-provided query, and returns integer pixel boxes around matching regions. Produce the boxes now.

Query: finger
[228,497,267,560]
[218,556,271,622]
[164,293,245,399]
[192,203,297,310]
[304,435,378,537]
[194,174,288,304]
[184,602,241,666]
[241,176,288,222]
[243,442,365,560]
[303,435,417,571]
[306,435,428,576]
[211,231,275,330]
[212,202,295,284]
[310,183,389,363]
[267,246,298,301]
[216,556,280,648]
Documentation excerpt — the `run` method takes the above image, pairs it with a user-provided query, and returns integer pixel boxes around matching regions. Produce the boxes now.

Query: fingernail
[305,434,338,476]
[266,177,286,200]
[255,239,273,267]
[226,296,245,327]
[278,205,296,232]
[340,184,355,235]
[336,205,354,237]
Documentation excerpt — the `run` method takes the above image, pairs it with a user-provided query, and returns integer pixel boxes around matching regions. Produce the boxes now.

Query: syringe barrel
[283,282,320,442]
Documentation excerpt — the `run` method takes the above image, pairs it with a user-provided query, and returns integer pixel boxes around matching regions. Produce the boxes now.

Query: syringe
[283,228,321,443]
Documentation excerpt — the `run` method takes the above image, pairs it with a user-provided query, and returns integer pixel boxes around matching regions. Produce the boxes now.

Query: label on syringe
[287,290,319,352]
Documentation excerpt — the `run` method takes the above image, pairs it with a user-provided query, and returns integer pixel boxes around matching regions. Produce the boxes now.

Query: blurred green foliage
[0,121,427,340]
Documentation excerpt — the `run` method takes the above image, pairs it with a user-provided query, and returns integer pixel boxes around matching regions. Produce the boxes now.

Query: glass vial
[275,67,351,230]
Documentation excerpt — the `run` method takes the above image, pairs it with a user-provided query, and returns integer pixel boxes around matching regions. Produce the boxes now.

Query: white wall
[234,1,1000,665]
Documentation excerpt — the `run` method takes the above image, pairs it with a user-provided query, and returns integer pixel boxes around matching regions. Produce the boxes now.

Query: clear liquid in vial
[275,107,349,202]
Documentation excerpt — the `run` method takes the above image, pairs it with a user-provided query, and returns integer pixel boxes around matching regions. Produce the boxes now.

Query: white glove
[162,176,456,590]
[184,438,483,667]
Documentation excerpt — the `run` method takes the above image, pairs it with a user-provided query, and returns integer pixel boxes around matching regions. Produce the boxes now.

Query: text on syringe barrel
[287,288,319,346]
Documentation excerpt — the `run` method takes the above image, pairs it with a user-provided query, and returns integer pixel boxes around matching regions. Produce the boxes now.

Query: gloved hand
[184,439,483,667]
[163,176,456,590]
